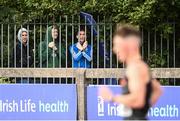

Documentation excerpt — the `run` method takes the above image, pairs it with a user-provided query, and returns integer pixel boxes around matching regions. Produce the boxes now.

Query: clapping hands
[48,42,57,51]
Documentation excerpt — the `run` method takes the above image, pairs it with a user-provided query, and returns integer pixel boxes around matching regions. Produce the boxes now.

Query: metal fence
[0,68,180,120]
[0,16,179,85]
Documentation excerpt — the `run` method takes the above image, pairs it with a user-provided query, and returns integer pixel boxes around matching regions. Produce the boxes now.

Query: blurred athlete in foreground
[99,24,162,120]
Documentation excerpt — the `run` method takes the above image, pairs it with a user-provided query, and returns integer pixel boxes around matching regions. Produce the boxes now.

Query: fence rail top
[0,68,179,78]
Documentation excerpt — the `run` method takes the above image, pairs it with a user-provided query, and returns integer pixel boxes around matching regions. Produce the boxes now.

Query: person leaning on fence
[10,28,34,83]
[69,28,92,68]
[37,25,66,83]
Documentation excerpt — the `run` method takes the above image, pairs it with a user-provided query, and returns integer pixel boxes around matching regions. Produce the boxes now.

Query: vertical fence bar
[65,16,68,69]
[7,24,10,68]
[52,17,55,69]
[97,16,99,68]
[20,25,22,68]
[40,18,42,83]
[110,23,113,84]
[89,16,93,84]
[33,20,36,84]
[14,24,16,67]
[1,24,3,67]
[71,15,74,84]
[65,16,68,83]
[20,25,23,83]
[59,16,62,83]
[27,24,30,83]
[110,24,112,68]
[173,22,176,85]
[33,20,36,68]
[160,31,163,63]
[167,26,170,85]
[173,22,176,67]
[59,16,62,68]
[52,16,55,84]
[46,17,49,83]
[71,15,74,68]
[103,17,106,69]
[97,17,100,84]
[116,24,118,68]
[160,31,163,80]
[154,26,157,67]
[85,15,87,41]
[85,15,87,69]
[167,36,169,68]
[103,17,106,84]
[46,17,49,69]
[27,24,30,68]
[14,23,17,83]
[39,20,42,68]
[78,15,81,68]
[91,15,94,68]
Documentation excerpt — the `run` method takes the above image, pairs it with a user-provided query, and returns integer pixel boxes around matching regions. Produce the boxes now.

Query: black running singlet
[122,77,152,120]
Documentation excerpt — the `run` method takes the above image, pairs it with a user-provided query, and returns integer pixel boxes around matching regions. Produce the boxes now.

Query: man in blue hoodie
[69,28,92,68]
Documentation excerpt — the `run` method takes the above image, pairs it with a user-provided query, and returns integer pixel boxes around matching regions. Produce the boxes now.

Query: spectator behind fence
[37,25,66,68]
[10,28,34,83]
[69,28,92,68]
[36,25,66,83]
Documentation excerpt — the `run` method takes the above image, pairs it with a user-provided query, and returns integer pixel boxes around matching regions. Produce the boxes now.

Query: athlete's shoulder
[137,61,149,71]
[128,60,148,70]
[127,60,150,83]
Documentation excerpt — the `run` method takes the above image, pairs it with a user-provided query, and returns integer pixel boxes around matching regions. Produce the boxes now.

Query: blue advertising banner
[0,84,77,120]
[87,85,180,120]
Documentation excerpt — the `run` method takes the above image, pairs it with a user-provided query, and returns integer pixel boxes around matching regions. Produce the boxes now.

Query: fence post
[75,69,87,120]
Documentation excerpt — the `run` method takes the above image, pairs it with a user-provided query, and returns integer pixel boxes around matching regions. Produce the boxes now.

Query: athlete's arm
[150,79,162,106]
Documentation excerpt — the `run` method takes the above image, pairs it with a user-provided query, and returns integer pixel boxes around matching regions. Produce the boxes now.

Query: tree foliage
[0,0,179,24]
